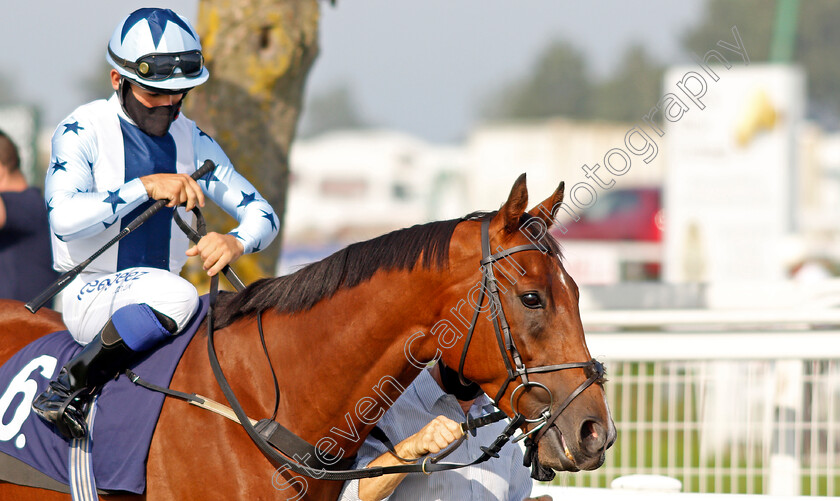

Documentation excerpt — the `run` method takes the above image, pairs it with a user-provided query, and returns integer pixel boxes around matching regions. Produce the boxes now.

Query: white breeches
[61,267,200,345]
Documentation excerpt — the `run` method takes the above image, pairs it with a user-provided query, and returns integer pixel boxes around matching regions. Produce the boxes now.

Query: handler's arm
[356,416,463,501]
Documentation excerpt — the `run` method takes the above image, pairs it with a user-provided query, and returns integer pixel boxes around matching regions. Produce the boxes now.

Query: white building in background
[282,120,668,282]
[805,127,840,238]
[285,129,468,245]
[464,118,666,212]
[285,119,667,248]
[466,119,667,284]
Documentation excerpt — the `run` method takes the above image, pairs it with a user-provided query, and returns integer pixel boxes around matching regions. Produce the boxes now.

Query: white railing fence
[548,309,840,497]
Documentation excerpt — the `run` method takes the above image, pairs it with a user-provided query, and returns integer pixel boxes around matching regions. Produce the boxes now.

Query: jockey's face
[129,86,184,108]
[109,69,185,108]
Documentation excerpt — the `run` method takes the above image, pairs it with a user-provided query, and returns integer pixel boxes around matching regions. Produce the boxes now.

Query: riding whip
[25,160,217,313]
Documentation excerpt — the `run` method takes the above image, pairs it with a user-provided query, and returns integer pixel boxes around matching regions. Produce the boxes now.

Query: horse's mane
[213,211,495,328]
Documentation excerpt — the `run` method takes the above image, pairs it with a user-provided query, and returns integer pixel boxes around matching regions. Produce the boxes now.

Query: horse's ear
[527,181,565,226]
[497,173,529,234]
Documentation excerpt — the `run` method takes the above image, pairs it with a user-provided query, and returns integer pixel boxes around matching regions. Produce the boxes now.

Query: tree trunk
[184,0,319,284]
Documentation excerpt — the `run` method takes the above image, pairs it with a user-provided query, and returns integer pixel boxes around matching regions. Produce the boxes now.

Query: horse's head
[443,173,615,476]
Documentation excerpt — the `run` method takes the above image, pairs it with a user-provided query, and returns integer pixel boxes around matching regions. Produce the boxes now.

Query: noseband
[457,218,605,446]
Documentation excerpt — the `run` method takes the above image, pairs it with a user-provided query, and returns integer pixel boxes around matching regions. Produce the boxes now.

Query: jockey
[32,8,278,440]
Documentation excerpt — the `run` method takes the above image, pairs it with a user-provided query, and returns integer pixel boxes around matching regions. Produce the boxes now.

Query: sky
[0,0,705,143]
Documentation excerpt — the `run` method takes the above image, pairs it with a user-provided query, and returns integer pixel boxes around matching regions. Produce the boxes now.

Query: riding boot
[32,319,137,440]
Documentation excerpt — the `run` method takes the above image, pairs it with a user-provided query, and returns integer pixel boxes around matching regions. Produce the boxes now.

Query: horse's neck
[261,267,454,457]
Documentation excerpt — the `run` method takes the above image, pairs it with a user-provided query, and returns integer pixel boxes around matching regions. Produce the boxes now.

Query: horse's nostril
[579,419,607,455]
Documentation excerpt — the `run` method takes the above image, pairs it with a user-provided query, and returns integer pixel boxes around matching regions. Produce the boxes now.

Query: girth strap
[126,370,355,471]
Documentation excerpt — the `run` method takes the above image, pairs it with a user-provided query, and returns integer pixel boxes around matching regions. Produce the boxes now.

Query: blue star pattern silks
[44,94,278,344]
[45,95,277,273]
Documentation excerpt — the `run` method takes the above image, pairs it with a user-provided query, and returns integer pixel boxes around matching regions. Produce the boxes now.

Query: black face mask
[438,362,484,401]
[119,79,183,137]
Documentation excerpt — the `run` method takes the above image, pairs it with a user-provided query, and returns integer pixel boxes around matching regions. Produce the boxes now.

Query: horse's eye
[520,292,543,309]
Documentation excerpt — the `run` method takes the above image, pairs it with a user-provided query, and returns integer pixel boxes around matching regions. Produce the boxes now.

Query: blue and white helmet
[106,8,209,92]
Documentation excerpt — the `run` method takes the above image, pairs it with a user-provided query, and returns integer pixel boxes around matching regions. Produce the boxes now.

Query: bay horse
[0,174,615,500]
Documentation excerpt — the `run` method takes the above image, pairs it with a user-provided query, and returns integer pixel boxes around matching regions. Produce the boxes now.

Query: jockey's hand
[399,415,463,459]
[140,173,205,211]
[186,232,244,277]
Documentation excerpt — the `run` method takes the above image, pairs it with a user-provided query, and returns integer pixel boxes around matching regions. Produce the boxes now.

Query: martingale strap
[205,285,529,479]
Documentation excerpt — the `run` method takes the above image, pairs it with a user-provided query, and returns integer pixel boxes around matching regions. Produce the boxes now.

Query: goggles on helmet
[108,46,204,81]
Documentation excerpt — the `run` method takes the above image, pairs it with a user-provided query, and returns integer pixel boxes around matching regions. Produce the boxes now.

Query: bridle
[132,210,607,481]
[457,217,606,456]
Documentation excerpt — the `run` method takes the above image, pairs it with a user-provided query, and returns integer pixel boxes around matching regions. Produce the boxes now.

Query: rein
[204,277,529,479]
[130,210,604,481]
[131,207,523,480]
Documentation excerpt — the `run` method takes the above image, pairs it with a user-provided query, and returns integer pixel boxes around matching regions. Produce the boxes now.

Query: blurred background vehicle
[557,187,663,242]
[553,187,664,283]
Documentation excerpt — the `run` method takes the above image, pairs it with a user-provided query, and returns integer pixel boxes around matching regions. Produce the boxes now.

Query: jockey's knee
[108,294,194,352]
[150,308,178,334]
[110,303,176,352]
[144,281,199,334]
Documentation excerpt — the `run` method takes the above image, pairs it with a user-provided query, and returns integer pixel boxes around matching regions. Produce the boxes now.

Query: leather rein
[132,210,604,481]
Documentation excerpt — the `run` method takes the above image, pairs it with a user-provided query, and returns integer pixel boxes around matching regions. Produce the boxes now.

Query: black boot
[32,319,136,439]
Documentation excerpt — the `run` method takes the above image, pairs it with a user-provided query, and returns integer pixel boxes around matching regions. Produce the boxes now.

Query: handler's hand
[400,415,463,459]
[359,415,464,501]
[186,232,244,276]
[140,173,205,210]
[525,496,553,501]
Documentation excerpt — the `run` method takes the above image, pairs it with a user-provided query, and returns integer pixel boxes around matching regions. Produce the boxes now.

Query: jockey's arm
[189,129,278,261]
[45,115,151,241]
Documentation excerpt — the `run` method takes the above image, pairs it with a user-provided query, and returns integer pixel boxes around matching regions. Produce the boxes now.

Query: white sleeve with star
[193,128,279,254]
[45,112,149,241]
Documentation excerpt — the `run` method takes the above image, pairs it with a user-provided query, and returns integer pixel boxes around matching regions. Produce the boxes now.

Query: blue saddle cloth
[0,295,209,494]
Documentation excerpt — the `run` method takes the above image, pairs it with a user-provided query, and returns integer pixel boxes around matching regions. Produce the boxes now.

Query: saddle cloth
[0,295,209,494]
